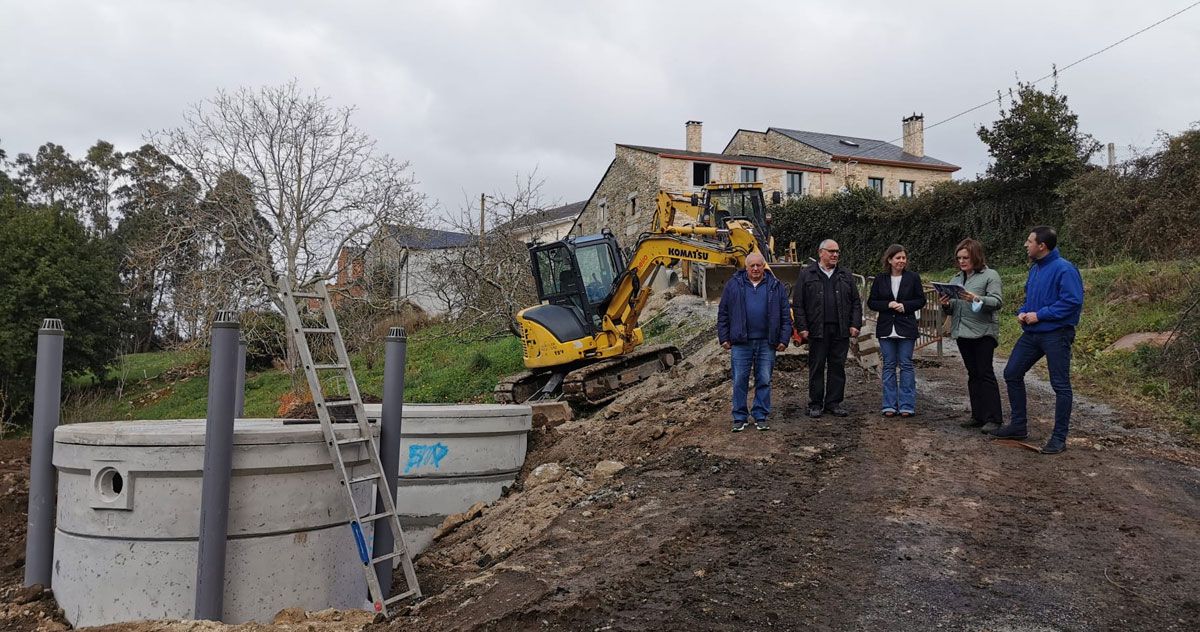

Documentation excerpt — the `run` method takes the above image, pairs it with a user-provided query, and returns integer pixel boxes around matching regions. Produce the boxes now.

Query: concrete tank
[51,404,531,626]
[364,403,531,554]
[52,419,377,626]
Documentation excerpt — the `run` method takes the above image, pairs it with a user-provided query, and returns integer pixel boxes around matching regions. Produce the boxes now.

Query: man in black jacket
[792,239,863,417]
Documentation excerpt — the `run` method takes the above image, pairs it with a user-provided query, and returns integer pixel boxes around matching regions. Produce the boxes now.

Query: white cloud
[2,0,1198,219]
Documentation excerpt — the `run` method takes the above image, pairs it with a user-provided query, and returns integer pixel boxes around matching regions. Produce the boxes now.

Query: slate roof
[769,128,959,171]
[618,144,830,173]
[378,225,475,250]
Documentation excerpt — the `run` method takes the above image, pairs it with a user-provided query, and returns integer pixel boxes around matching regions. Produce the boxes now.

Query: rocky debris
[526,462,566,488]
[435,501,488,540]
[591,460,626,480]
[530,401,573,429]
[1104,331,1175,352]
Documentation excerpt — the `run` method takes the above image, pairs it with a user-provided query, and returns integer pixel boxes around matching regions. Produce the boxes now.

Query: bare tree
[151,81,426,319]
[428,173,558,337]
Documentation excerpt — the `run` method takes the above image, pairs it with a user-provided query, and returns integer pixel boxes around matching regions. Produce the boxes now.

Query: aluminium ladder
[278,277,421,615]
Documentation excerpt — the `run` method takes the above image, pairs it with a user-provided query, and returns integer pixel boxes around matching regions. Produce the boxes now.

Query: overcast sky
[3,0,1198,225]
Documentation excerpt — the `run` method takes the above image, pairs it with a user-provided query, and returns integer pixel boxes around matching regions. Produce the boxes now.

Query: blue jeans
[1004,327,1075,441]
[879,337,916,414]
[731,339,777,422]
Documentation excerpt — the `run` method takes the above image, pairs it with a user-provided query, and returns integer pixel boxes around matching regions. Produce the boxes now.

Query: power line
[842,1,1200,162]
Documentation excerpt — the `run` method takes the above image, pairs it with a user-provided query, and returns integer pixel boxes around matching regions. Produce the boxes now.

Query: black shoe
[825,406,849,418]
[1041,438,1067,454]
[754,419,770,431]
[980,422,1001,435]
[732,421,747,433]
[960,418,988,429]
[807,406,823,418]
[988,424,1029,440]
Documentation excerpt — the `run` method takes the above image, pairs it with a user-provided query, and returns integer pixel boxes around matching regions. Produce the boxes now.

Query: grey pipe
[372,326,407,596]
[194,311,240,621]
[234,336,246,418]
[23,318,64,588]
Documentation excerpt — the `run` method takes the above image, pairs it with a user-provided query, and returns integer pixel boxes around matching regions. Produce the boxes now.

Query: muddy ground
[1,305,1199,631]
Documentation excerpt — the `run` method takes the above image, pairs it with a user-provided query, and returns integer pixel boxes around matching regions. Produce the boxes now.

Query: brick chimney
[902,113,924,158]
[686,120,702,153]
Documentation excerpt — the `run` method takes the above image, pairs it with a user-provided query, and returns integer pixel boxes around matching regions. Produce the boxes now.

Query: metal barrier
[858,278,944,357]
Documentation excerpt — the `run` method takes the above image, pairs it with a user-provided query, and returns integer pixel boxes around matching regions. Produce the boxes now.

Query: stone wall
[574,146,660,241]
[829,160,952,196]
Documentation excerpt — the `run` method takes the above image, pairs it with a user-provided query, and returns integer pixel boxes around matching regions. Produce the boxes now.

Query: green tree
[977,81,1101,196]
[0,196,124,424]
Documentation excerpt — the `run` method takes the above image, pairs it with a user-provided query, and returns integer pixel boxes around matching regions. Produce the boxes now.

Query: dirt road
[391,347,1200,631]
[1,341,1198,631]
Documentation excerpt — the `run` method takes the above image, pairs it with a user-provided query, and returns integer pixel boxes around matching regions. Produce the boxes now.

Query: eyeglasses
[822,249,840,254]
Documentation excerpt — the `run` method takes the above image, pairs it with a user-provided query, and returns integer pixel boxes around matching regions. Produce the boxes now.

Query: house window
[868,177,884,195]
[693,162,711,187]
[739,166,758,183]
[900,180,915,198]
[786,172,804,196]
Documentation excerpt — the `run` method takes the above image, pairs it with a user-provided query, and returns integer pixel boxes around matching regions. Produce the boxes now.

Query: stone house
[571,116,959,241]
[494,200,585,244]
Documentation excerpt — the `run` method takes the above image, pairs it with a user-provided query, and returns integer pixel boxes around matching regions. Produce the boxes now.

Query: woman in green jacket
[938,238,1004,430]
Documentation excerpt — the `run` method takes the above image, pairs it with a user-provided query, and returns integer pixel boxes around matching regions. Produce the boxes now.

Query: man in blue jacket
[717,253,793,432]
[991,226,1084,454]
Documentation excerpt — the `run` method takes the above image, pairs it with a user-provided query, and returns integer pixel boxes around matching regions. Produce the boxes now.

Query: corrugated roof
[770,128,959,171]
[618,144,831,173]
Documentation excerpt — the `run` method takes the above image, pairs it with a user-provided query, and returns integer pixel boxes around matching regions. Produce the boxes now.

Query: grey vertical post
[234,336,247,418]
[24,318,64,588]
[373,326,407,596]
[194,311,240,621]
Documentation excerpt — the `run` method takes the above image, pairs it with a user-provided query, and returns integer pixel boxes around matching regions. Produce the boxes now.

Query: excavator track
[494,344,682,408]
[562,344,681,407]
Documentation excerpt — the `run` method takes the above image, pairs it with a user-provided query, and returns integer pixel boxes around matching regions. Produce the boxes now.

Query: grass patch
[61,323,524,422]
[925,259,1199,434]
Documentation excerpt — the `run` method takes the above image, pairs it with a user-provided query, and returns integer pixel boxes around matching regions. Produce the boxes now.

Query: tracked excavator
[654,182,802,297]
[494,198,772,407]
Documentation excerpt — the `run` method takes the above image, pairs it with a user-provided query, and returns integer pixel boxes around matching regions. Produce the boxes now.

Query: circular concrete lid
[54,419,371,446]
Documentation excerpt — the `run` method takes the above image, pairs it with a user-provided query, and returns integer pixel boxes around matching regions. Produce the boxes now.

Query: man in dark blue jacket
[991,226,1084,454]
[717,253,793,432]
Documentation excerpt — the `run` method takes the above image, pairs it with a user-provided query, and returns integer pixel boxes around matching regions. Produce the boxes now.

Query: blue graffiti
[404,443,450,473]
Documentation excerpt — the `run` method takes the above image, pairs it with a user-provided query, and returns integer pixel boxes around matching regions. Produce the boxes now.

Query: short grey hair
[818,239,838,251]
[746,252,766,266]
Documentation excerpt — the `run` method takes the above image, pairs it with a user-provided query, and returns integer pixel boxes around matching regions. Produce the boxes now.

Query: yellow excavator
[494,196,771,407]
[653,182,801,297]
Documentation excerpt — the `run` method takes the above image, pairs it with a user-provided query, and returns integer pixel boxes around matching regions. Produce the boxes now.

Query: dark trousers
[808,323,850,408]
[956,336,1003,424]
[1004,327,1076,441]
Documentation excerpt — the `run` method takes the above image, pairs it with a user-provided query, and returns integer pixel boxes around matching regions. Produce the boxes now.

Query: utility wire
[840,1,1200,162]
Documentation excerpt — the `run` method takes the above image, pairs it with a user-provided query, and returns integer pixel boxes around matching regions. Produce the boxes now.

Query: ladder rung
[385,589,418,605]
[372,550,406,565]
[348,472,382,485]
[336,436,370,447]
[325,400,356,407]
[358,511,392,523]
[311,363,348,371]
[301,327,336,334]
[290,291,323,299]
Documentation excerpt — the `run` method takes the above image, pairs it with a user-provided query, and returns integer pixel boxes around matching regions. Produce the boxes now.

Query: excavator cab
[701,184,773,260]
[527,230,625,337]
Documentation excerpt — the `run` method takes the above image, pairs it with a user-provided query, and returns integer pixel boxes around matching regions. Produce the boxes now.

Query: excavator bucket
[698,262,806,301]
